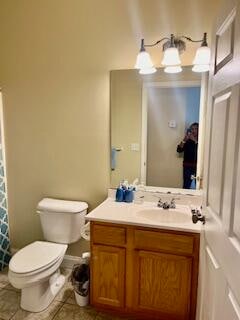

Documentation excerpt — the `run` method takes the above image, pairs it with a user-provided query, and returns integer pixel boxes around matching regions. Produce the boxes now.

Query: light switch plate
[131,143,140,151]
[168,120,177,128]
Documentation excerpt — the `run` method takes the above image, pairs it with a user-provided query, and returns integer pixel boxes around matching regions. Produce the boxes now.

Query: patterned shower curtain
[0,102,11,270]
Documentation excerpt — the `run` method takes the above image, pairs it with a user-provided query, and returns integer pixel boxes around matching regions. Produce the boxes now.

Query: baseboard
[10,247,18,255]
[61,254,82,269]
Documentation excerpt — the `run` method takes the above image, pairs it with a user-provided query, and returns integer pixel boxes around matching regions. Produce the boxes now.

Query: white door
[199,0,240,319]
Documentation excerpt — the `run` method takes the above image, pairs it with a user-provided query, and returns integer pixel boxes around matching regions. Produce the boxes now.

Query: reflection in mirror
[146,86,200,189]
[110,67,207,190]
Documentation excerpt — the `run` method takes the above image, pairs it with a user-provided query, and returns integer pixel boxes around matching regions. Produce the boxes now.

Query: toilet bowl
[8,198,88,312]
[9,241,67,312]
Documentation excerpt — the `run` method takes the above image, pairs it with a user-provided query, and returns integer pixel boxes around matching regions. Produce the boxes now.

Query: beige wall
[0,0,220,255]
[111,68,201,188]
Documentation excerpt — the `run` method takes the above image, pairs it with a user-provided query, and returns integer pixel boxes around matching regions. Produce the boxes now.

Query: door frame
[141,78,207,189]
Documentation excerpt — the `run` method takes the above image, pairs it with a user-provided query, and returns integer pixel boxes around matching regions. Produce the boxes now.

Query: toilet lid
[9,241,67,274]
[37,198,88,213]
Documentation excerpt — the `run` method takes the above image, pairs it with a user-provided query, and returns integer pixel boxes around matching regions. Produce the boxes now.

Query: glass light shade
[164,65,182,73]
[139,67,157,75]
[135,51,154,69]
[161,47,181,66]
[193,46,211,65]
[192,64,210,72]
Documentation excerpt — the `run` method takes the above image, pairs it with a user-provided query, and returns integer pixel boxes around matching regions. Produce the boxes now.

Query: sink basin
[136,208,190,223]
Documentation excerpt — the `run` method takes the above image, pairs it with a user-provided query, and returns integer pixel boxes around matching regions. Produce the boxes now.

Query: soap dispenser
[124,187,134,203]
[116,182,125,202]
[116,184,124,202]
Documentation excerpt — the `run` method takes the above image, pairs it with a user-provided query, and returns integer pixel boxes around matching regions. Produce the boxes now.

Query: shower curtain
[0,94,11,270]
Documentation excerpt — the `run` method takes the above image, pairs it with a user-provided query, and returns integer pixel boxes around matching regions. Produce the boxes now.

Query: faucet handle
[191,206,201,216]
[157,198,163,207]
[169,198,176,208]
[192,213,206,224]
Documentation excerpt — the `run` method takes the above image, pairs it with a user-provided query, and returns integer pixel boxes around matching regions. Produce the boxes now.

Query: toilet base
[20,269,65,312]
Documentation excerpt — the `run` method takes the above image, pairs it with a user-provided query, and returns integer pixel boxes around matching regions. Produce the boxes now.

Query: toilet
[8,198,88,312]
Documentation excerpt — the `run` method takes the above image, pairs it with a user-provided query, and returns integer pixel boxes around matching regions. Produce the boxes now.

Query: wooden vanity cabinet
[91,244,125,308]
[91,223,127,309]
[90,222,200,320]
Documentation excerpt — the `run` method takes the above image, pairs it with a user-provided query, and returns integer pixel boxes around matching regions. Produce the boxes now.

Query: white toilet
[8,198,88,312]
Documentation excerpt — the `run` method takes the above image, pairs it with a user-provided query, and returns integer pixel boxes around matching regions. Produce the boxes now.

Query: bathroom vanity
[87,196,201,320]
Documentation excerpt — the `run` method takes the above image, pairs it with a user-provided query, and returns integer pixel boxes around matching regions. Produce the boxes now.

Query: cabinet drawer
[134,229,194,255]
[92,224,126,246]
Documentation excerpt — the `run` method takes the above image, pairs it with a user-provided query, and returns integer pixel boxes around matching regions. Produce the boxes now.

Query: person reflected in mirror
[177,123,199,189]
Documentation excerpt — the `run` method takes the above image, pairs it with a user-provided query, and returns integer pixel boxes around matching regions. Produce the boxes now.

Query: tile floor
[0,268,125,320]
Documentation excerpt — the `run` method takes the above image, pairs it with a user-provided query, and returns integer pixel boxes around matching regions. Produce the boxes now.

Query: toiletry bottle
[116,184,124,202]
[122,180,128,190]
[134,183,145,204]
[124,187,134,203]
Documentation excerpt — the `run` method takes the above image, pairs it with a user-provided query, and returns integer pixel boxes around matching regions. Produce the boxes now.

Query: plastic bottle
[134,183,145,204]
[124,188,134,203]
[116,184,124,202]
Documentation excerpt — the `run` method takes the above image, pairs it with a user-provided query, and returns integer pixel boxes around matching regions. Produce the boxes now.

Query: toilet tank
[37,198,88,244]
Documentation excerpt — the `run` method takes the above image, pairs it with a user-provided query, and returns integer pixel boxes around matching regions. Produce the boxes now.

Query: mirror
[110,66,207,190]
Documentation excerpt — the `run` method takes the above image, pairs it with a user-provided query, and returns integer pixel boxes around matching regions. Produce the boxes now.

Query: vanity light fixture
[135,33,210,74]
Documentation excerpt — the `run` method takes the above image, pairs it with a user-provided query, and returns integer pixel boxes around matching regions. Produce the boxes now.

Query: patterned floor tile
[11,301,63,320]
[0,268,20,292]
[2,283,20,292]
[0,289,20,320]
[0,268,21,292]
[95,312,127,320]
[0,267,125,320]
[0,269,9,289]
[53,304,97,320]
[65,291,77,305]
[55,281,73,303]
[55,268,73,303]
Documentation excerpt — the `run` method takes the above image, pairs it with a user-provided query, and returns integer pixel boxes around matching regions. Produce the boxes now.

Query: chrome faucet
[157,199,164,208]
[157,198,177,209]
[169,198,176,209]
[191,207,205,224]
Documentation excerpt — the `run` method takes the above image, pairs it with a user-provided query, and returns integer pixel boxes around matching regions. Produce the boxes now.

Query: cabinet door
[133,250,192,320]
[91,244,125,308]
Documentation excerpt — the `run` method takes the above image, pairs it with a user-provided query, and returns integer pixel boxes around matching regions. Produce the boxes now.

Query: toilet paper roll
[81,222,90,241]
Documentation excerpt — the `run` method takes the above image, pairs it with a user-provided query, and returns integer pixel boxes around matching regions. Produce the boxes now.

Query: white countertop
[86,198,202,233]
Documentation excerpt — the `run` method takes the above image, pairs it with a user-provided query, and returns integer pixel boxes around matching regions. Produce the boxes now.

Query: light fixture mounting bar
[144,37,170,48]
[180,33,208,45]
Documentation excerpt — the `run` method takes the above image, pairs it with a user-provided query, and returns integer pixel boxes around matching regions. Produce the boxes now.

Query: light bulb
[192,64,210,72]
[139,67,157,75]
[164,66,182,73]
[161,47,181,66]
[135,51,154,69]
[193,46,211,65]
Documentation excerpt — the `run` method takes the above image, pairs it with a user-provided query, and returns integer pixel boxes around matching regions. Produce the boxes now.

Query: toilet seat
[8,241,67,312]
[9,241,67,275]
